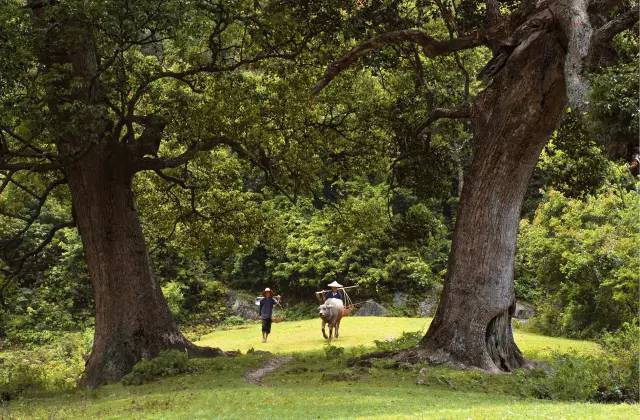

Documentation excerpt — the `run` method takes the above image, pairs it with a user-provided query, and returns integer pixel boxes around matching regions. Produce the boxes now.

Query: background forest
[0,0,638,411]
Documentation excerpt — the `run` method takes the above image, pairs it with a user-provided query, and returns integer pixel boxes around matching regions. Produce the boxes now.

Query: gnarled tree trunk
[418,21,567,371]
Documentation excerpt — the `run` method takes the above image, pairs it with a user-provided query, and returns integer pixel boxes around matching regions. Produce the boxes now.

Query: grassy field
[197,317,601,359]
[4,317,634,419]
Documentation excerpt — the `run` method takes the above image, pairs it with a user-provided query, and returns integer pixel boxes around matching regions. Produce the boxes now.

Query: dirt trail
[244,356,294,385]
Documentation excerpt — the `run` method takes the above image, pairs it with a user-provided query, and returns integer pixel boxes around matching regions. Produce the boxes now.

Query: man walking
[258,288,279,343]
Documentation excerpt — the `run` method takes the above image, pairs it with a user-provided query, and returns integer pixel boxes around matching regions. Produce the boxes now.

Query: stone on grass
[226,290,259,320]
[514,301,535,320]
[354,300,389,317]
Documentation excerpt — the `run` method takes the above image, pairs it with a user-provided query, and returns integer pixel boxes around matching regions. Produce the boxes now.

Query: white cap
[327,281,343,288]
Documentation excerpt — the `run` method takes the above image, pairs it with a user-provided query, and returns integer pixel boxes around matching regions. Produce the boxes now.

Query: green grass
[3,317,634,419]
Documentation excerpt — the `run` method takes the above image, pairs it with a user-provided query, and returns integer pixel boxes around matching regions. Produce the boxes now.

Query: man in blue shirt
[258,288,279,343]
[323,281,344,301]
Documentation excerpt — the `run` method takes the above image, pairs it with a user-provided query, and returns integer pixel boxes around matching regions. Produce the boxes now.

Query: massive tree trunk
[418,20,568,371]
[66,144,222,388]
[30,4,222,388]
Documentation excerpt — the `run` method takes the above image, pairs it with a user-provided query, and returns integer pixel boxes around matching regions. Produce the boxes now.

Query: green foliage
[0,330,91,400]
[238,182,451,296]
[590,61,639,147]
[324,345,345,359]
[523,354,605,401]
[516,180,639,337]
[514,348,639,403]
[374,330,423,352]
[597,322,640,401]
[121,350,191,386]
[278,303,317,321]
[220,315,248,328]
[161,281,186,321]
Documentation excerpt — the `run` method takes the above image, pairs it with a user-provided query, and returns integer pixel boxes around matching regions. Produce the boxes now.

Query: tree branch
[12,177,67,239]
[136,136,242,171]
[417,103,472,139]
[486,0,503,26]
[0,162,62,172]
[311,29,484,94]
[592,4,639,43]
[9,220,75,274]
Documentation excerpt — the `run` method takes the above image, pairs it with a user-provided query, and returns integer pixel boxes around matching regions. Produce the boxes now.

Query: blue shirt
[259,297,278,319]
[324,290,344,300]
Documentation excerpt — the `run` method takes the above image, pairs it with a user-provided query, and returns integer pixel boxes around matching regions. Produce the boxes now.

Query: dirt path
[244,355,294,385]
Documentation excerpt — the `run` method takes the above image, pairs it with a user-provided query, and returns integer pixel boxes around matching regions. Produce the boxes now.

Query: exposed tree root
[348,345,535,373]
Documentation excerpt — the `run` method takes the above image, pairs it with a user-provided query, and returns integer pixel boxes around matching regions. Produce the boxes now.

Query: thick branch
[136,136,243,171]
[127,48,303,114]
[592,4,639,43]
[13,177,67,238]
[10,220,75,274]
[486,0,503,26]
[0,162,62,172]
[311,29,484,94]
[417,103,472,139]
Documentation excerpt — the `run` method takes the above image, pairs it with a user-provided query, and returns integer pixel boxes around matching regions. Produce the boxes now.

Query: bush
[220,315,247,328]
[374,330,422,352]
[0,330,90,400]
[597,322,640,402]
[161,281,186,321]
[324,345,345,359]
[279,303,317,321]
[517,185,639,338]
[530,354,603,401]
[514,347,639,403]
[121,350,191,386]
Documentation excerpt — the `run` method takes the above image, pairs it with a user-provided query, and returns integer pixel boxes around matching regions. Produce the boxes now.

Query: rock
[354,299,389,317]
[415,367,430,385]
[393,292,408,307]
[226,290,259,320]
[417,285,442,317]
[514,301,535,320]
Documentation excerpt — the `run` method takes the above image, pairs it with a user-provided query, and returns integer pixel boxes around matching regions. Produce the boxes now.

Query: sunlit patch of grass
[197,317,600,359]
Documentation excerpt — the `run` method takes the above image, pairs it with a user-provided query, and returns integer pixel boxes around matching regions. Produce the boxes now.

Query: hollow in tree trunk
[418,25,568,371]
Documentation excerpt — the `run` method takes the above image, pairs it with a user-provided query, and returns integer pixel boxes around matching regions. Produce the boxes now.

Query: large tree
[0,0,395,387]
[0,0,341,387]
[314,0,637,371]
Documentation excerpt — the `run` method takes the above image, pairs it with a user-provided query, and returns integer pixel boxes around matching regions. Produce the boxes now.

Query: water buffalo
[319,298,344,342]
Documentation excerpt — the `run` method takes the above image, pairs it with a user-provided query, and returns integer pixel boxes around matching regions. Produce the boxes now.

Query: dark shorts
[262,318,272,333]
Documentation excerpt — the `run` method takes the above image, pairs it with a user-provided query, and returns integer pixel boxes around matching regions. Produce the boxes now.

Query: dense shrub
[324,345,345,359]
[0,330,91,400]
[257,183,449,296]
[597,322,640,402]
[161,281,186,321]
[121,350,192,386]
[516,181,639,338]
[515,347,639,403]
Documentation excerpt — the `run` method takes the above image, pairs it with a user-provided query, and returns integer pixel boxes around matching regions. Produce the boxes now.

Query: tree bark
[418,22,567,371]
